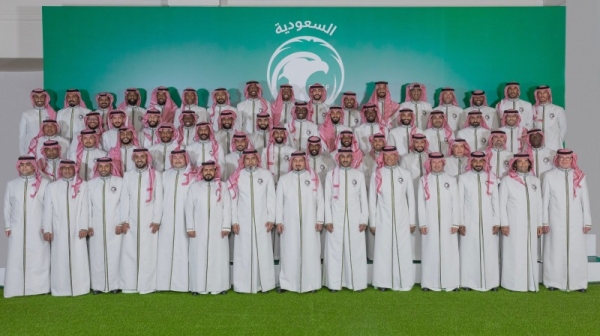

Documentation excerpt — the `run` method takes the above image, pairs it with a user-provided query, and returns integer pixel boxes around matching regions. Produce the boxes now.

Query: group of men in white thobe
[4,79,588,298]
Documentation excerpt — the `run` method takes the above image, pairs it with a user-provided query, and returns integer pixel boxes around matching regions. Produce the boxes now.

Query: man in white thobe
[323,149,369,292]
[43,160,90,296]
[270,84,295,126]
[186,122,225,168]
[249,112,273,154]
[287,101,319,151]
[148,86,177,124]
[458,152,500,292]
[307,136,334,187]
[119,149,163,294]
[177,110,198,148]
[185,161,232,295]
[56,89,92,141]
[354,104,389,154]
[521,129,556,181]
[87,157,123,294]
[499,109,527,154]
[38,140,62,181]
[423,111,454,155]
[307,83,330,125]
[367,81,400,127]
[400,83,432,130]
[229,149,276,293]
[445,139,471,178]
[19,89,56,155]
[418,153,460,291]
[69,129,106,181]
[174,88,209,127]
[238,81,272,135]
[93,92,113,129]
[148,123,180,172]
[3,156,50,298]
[319,106,351,153]
[463,90,500,130]
[341,92,362,129]
[388,108,423,156]
[433,87,464,134]
[107,127,140,174]
[369,146,416,291]
[486,131,513,182]
[223,132,251,181]
[261,126,295,185]
[102,110,129,151]
[499,153,543,292]
[209,88,241,131]
[542,149,592,292]
[117,88,147,132]
[496,82,534,130]
[275,151,324,293]
[137,109,162,149]
[456,110,491,152]
[214,110,238,157]
[28,120,70,159]
[532,85,566,151]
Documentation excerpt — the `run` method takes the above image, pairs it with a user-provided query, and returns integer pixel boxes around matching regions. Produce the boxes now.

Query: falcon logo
[485,115,490,120]
[504,160,509,166]
[354,118,359,124]
[398,177,403,184]
[532,184,537,191]
[78,115,84,119]
[543,158,550,163]
[111,186,117,193]
[352,179,357,186]
[519,107,524,112]
[320,164,325,171]
[267,36,345,105]
[138,116,143,121]
[444,182,450,189]
[304,180,310,186]
[550,113,555,119]
[284,155,289,161]
[452,114,457,120]
[307,130,311,135]
[482,138,487,143]
[257,178,264,185]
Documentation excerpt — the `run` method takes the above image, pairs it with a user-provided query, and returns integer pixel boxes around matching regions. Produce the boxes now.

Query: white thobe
[215,129,236,157]
[238,99,272,134]
[116,145,139,173]
[434,104,464,134]
[249,130,271,155]
[456,127,491,152]
[40,158,61,182]
[354,123,389,154]
[418,172,460,291]
[148,141,179,172]
[542,169,591,291]
[463,106,500,130]
[174,105,209,128]
[322,124,351,152]
[311,102,330,125]
[186,140,225,168]
[178,126,196,148]
[499,173,542,292]
[261,144,295,184]
[31,135,70,159]
[69,148,107,181]
[388,125,424,156]
[323,168,369,291]
[185,180,232,294]
[276,101,295,125]
[369,166,416,291]
[231,168,276,293]
[489,149,513,181]
[119,168,163,294]
[156,168,192,292]
[137,128,160,149]
[308,154,334,188]
[362,153,378,260]
[533,103,566,151]
[458,171,500,291]
[275,170,324,293]
[223,151,243,181]
[57,106,92,141]
[19,108,52,155]
[400,101,432,130]
[529,147,556,182]
[43,179,90,296]
[343,108,361,129]
[445,156,469,179]
[498,126,525,154]
[102,129,119,151]
[87,176,123,292]
[209,105,240,131]
[423,128,453,154]
[3,176,50,298]
[496,99,534,130]
[288,120,319,151]
[122,105,147,132]
[400,151,428,261]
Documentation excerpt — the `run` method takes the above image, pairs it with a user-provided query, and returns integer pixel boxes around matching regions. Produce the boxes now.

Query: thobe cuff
[452,225,459,228]
[4,227,10,231]
[584,225,592,227]
[410,225,416,228]
[222,227,231,232]
[542,223,549,227]
[316,221,324,225]
[186,228,194,232]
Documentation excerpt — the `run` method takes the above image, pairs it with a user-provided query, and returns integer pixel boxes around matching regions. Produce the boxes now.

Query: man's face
[343,96,356,109]
[505,114,518,127]
[86,116,99,130]
[60,165,76,179]
[159,128,173,143]
[111,114,125,128]
[148,115,160,128]
[247,83,259,98]
[97,162,112,177]
[507,85,520,99]
[310,87,323,101]
[340,134,353,148]
[221,116,233,129]
[273,130,286,144]
[184,91,196,105]
[410,88,422,101]
[182,114,195,127]
[133,153,148,169]
[515,158,530,173]
[98,96,111,109]
[119,130,133,145]
[431,114,444,128]
[529,133,543,148]
[557,155,573,169]
[400,112,413,126]
[82,134,96,148]
[537,89,550,104]
[292,156,306,171]
[472,95,485,107]
[172,153,187,169]
[281,87,292,101]
[66,92,80,107]
[471,158,486,172]
[257,117,270,130]
[372,138,385,152]
[234,138,248,152]
[452,143,465,157]
[43,123,58,137]
[44,147,59,160]
[376,84,387,98]
[330,109,342,124]
[197,126,210,141]
[383,152,398,167]
[18,162,35,176]
[365,108,377,123]
[126,91,139,105]
[156,90,168,105]
[431,159,445,173]
[33,93,46,108]
[442,91,454,105]
[339,153,353,167]
[413,139,426,152]
[295,107,308,120]
[201,166,216,181]
[308,143,321,156]
[492,135,505,149]
[243,154,259,168]
[215,91,227,105]
[469,115,481,128]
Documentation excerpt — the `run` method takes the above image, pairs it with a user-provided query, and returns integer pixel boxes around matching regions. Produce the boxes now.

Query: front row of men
[3,143,591,298]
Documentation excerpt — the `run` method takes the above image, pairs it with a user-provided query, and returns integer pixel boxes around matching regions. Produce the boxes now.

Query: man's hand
[501,227,510,236]
[221,230,229,238]
[150,223,160,234]
[359,224,367,232]
[44,232,53,242]
[542,226,550,234]
[370,227,376,235]
[5,230,10,238]
[420,227,428,235]
[188,231,196,238]
[276,224,284,234]
[266,222,274,233]
[232,224,240,235]
[325,224,333,233]
[537,227,543,236]
[78,230,88,239]
[451,227,459,234]
[122,223,130,234]
[315,224,323,232]
[410,226,416,234]
[584,227,592,234]
[458,226,466,236]
[115,225,123,235]
[492,226,500,235]
[88,228,95,237]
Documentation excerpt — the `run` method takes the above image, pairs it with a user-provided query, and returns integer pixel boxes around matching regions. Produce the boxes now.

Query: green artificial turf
[2,285,600,335]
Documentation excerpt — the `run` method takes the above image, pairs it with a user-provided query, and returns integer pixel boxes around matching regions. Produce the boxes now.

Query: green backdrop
[43,6,565,110]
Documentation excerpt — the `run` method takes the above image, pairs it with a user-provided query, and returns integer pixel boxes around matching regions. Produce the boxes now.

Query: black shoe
[92,290,101,295]
[422,287,430,292]
[379,288,387,292]
[578,289,587,293]
[452,288,460,292]
[329,289,338,293]
[276,288,287,293]
[547,287,558,291]
[462,287,471,291]
[356,289,363,292]
[111,290,120,294]
[220,291,227,295]
[491,287,498,292]
[192,292,199,296]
